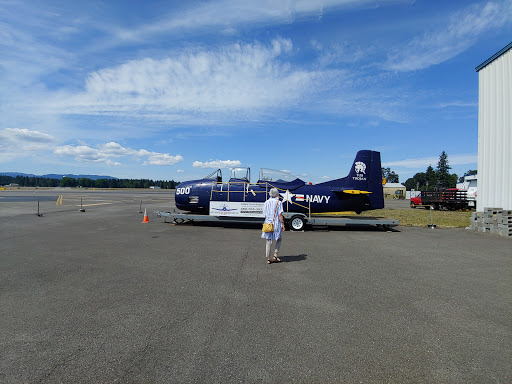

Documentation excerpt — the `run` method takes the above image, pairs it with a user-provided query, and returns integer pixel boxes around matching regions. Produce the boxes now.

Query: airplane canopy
[258,168,305,190]
[230,167,250,182]
[202,169,222,182]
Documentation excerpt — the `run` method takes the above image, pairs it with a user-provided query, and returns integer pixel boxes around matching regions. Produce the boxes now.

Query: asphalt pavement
[0,189,510,383]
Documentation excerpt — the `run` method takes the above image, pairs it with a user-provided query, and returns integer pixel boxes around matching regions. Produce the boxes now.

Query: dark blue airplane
[175,150,384,215]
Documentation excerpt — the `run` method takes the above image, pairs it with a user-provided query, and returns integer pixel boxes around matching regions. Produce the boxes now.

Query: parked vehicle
[456,174,477,209]
[420,189,470,210]
[409,195,425,208]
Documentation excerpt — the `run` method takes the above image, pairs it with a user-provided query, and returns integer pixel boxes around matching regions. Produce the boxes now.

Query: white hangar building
[475,42,512,212]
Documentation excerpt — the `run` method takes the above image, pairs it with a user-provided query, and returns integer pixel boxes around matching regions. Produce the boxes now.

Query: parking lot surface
[1,189,511,383]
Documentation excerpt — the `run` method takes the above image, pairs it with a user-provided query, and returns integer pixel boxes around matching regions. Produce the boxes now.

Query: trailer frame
[154,210,399,231]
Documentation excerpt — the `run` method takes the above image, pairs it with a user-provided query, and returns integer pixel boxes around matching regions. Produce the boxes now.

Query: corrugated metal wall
[477,48,512,211]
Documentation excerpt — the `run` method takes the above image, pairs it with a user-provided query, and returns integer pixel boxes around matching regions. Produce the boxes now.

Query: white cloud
[53,145,120,165]
[311,40,366,67]
[193,160,242,168]
[46,38,337,123]
[0,128,57,161]
[104,0,404,46]
[438,101,478,108]
[53,142,183,166]
[144,153,183,166]
[385,1,512,71]
[0,128,55,146]
[1,0,412,130]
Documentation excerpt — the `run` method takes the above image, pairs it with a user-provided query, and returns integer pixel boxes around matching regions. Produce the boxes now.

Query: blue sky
[1,0,511,183]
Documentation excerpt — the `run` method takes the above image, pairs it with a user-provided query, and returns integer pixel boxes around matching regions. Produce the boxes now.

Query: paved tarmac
[1,189,511,383]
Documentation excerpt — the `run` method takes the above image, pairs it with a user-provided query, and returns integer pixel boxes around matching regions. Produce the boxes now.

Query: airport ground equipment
[154,210,399,231]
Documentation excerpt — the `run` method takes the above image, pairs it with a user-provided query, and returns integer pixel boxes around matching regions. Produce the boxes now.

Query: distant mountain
[0,172,37,178]
[0,172,118,180]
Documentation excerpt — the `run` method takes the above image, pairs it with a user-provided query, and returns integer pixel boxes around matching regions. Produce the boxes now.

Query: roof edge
[475,41,512,72]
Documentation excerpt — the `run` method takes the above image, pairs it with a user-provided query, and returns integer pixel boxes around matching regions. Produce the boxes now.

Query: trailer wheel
[289,216,306,231]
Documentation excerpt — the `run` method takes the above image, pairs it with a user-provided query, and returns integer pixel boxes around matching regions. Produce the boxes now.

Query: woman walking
[262,188,285,264]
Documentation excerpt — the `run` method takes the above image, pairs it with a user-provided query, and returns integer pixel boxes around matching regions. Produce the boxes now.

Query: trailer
[154,210,399,231]
[420,189,472,211]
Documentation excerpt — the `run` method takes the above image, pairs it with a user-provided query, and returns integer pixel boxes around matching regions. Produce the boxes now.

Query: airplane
[174,150,385,217]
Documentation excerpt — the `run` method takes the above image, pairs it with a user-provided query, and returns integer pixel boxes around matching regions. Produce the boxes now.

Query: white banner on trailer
[209,201,265,217]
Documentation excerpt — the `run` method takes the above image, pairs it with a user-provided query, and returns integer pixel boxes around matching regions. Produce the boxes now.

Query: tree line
[0,175,180,189]
[382,151,476,191]
[403,151,468,191]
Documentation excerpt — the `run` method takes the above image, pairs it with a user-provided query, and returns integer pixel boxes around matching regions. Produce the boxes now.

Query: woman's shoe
[267,259,272,264]
[272,256,281,263]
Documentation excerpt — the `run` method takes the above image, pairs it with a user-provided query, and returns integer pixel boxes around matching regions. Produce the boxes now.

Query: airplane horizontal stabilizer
[342,190,372,194]
[330,188,372,194]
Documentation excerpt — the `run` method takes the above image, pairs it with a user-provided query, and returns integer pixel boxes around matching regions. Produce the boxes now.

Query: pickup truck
[409,196,425,208]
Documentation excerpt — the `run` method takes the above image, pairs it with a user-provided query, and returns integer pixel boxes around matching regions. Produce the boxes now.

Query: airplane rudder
[367,151,385,208]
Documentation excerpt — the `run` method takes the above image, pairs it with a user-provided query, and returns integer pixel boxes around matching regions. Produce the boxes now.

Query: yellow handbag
[262,200,279,232]
[262,222,274,232]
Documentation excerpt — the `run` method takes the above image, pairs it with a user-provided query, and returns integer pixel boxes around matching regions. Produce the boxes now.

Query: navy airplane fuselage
[175,150,385,215]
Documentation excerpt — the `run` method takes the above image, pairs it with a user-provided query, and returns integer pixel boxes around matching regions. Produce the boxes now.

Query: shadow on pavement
[280,254,307,263]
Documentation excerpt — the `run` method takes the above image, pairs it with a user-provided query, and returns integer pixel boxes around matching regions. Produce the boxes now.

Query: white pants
[266,238,282,260]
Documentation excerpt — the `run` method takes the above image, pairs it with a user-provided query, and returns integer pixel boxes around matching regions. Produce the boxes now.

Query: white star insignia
[280,190,295,203]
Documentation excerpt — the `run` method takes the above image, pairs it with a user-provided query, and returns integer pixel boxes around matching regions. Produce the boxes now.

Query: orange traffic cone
[142,208,149,223]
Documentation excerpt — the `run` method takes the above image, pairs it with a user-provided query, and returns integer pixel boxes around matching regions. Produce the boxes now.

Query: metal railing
[209,181,312,217]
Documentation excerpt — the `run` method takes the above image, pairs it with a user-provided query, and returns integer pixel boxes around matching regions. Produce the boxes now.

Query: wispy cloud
[0,0,417,132]
[383,154,478,168]
[310,40,366,67]
[385,1,512,71]
[0,128,56,158]
[54,142,183,166]
[193,160,242,168]
[0,128,55,146]
[41,38,342,125]
[438,101,478,108]
[0,128,55,162]
[0,128,183,167]
[102,0,406,46]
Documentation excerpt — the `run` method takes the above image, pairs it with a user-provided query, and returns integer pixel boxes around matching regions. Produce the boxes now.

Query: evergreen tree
[425,165,437,190]
[436,151,453,188]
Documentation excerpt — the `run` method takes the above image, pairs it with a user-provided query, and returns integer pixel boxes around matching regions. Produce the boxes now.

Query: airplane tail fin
[317,150,384,210]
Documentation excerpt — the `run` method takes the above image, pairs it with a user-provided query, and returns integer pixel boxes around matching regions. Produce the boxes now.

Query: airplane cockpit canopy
[258,168,305,190]
[230,167,250,183]
[259,168,299,183]
[203,169,222,183]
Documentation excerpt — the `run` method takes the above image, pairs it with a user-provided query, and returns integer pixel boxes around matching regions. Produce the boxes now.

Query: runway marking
[75,202,113,207]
